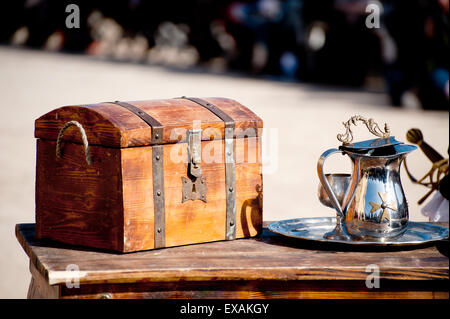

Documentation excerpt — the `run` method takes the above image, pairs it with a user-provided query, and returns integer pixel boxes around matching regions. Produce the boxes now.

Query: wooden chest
[34,97,263,252]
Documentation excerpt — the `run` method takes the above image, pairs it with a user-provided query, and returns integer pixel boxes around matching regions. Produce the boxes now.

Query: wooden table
[16,222,449,299]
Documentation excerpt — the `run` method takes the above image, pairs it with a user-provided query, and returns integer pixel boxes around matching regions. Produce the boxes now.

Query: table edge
[16,223,449,286]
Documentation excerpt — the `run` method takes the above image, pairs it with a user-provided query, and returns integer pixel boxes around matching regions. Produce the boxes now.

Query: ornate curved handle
[337,115,390,145]
[56,121,92,165]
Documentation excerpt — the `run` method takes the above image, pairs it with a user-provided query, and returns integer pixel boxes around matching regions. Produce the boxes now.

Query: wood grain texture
[28,262,60,299]
[34,98,263,148]
[35,135,262,252]
[35,97,263,252]
[35,139,124,251]
[121,137,262,252]
[16,223,449,291]
[57,280,449,299]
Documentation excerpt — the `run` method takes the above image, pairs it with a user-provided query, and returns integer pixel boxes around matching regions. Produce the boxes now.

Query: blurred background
[1,0,449,107]
[0,0,448,298]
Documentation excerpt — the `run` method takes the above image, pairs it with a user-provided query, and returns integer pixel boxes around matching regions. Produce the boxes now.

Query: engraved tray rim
[267,217,449,246]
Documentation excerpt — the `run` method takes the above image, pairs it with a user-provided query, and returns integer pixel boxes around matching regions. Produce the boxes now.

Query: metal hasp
[179,97,237,240]
[108,101,166,248]
[182,129,207,203]
[187,129,202,178]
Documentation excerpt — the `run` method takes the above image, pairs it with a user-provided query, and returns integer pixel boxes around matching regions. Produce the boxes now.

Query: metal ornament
[368,192,397,222]
[337,115,390,145]
[182,176,207,203]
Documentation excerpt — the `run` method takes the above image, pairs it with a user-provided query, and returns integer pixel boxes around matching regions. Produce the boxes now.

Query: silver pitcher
[317,116,417,241]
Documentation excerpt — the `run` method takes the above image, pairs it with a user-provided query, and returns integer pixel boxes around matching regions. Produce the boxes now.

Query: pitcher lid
[339,136,403,152]
[334,116,417,156]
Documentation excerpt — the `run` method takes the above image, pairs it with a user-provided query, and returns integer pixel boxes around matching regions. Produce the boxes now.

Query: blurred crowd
[1,0,448,109]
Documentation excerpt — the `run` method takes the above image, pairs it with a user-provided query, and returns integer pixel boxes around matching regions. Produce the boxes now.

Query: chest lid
[35,97,263,148]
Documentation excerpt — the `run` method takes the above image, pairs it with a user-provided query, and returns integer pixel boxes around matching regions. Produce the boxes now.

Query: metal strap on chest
[110,101,163,144]
[179,97,237,240]
[108,101,166,248]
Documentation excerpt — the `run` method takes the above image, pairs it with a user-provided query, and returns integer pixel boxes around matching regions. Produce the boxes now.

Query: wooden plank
[16,223,448,286]
[34,98,263,148]
[28,262,60,299]
[58,280,449,299]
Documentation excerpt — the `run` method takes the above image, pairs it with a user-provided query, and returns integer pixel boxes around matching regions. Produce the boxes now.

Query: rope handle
[56,121,92,165]
[337,115,390,145]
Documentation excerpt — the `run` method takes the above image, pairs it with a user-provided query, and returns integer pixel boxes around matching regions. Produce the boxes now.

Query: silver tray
[267,217,449,246]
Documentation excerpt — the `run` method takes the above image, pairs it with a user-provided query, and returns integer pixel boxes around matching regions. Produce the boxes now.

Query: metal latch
[182,129,206,202]
[187,129,202,178]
